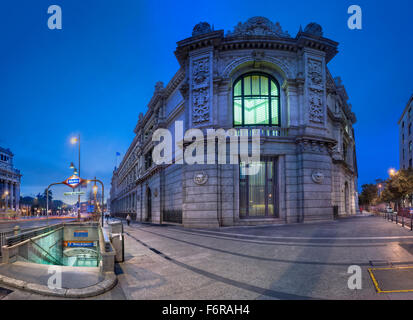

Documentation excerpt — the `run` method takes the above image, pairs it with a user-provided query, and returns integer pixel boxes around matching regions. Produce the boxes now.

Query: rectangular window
[234,98,242,125]
[271,98,279,126]
[145,149,153,170]
[239,158,278,218]
[244,98,269,125]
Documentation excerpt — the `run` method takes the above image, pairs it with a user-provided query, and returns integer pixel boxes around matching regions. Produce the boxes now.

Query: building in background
[398,94,413,170]
[110,17,358,228]
[0,147,21,211]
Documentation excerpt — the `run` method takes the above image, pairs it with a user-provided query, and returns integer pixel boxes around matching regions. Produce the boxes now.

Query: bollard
[411,216,413,231]
[403,215,405,227]
[396,214,398,225]
[13,225,20,236]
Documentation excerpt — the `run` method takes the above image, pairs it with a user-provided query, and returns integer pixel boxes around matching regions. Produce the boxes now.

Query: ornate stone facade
[110,17,358,227]
[0,147,21,211]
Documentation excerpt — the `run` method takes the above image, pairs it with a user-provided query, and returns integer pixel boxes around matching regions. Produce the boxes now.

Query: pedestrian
[126,214,131,226]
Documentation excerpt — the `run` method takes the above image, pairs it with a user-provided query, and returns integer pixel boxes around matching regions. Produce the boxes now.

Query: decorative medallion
[193,171,208,185]
[311,171,324,184]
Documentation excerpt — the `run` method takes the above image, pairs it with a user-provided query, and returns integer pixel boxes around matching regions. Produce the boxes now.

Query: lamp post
[86,178,105,226]
[71,135,81,221]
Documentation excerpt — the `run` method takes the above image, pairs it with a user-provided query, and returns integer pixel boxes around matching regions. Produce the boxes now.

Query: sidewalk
[0,261,117,298]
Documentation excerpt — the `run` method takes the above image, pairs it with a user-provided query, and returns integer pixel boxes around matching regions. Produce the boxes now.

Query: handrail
[6,223,63,247]
[29,238,63,266]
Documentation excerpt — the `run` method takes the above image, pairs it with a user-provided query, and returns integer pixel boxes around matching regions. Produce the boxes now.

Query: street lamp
[70,135,81,221]
[389,168,397,177]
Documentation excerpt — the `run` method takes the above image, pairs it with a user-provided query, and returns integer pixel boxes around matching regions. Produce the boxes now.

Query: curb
[0,271,117,298]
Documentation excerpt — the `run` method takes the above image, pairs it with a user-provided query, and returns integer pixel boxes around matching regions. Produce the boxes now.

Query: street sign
[63,241,96,248]
[63,191,85,196]
[62,175,83,189]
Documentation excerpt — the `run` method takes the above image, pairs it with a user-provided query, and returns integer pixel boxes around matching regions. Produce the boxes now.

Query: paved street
[4,215,413,300]
[0,218,76,233]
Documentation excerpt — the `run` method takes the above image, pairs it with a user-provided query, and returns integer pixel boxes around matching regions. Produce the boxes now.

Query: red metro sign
[63,175,83,189]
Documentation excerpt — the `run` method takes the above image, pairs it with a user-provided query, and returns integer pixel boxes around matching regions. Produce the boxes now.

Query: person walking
[126,214,131,226]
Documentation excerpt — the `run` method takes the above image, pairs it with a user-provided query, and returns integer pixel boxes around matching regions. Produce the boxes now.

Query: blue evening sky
[0,0,412,203]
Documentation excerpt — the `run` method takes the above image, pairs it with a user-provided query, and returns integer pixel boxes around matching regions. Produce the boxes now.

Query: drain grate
[369,266,413,293]
[0,287,13,299]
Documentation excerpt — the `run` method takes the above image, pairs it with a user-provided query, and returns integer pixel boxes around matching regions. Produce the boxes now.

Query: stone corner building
[0,147,21,211]
[110,17,358,228]
[398,93,413,170]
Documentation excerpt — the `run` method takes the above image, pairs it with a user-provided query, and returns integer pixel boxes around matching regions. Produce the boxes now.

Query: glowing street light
[70,134,81,221]
[389,168,397,177]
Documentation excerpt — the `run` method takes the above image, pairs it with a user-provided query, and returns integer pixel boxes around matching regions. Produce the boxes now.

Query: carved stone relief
[307,58,325,124]
[191,56,211,124]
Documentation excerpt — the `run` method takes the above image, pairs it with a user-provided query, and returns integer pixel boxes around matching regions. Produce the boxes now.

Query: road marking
[176,227,413,241]
[368,266,413,294]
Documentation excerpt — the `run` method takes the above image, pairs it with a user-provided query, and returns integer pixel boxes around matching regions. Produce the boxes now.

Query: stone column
[15,183,20,211]
[0,180,3,209]
[7,181,11,209]
[11,183,15,211]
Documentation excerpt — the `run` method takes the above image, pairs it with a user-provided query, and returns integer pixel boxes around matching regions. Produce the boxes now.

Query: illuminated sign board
[63,241,96,248]
[74,230,88,237]
[62,175,84,189]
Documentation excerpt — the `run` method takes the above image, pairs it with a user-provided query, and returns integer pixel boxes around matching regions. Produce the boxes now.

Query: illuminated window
[239,158,278,218]
[233,74,280,126]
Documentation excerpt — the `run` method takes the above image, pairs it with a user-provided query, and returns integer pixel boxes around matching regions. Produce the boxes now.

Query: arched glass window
[233,74,280,126]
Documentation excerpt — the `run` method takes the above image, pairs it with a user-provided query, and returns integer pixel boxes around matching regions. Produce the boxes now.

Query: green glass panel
[239,162,248,217]
[261,76,269,95]
[244,76,251,96]
[234,98,242,125]
[234,80,242,97]
[251,76,260,95]
[271,98,279,126]
[248,162,266,217]
[271,80,278,96]
[244,98,269,125]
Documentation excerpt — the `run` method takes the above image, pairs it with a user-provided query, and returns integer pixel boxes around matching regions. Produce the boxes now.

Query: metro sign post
[46,175,86,223]
[63,175,83,189]
[46,175,106,225]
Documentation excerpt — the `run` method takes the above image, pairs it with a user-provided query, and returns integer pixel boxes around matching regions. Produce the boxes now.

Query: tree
[380,169,413,209]
[359,184,378,206]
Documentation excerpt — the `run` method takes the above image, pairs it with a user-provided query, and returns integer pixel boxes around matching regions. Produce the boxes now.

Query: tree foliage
[359,184,378,205]
[380,169,413,206]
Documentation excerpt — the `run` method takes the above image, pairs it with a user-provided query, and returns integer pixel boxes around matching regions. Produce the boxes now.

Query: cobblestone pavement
[4,215,413,300]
